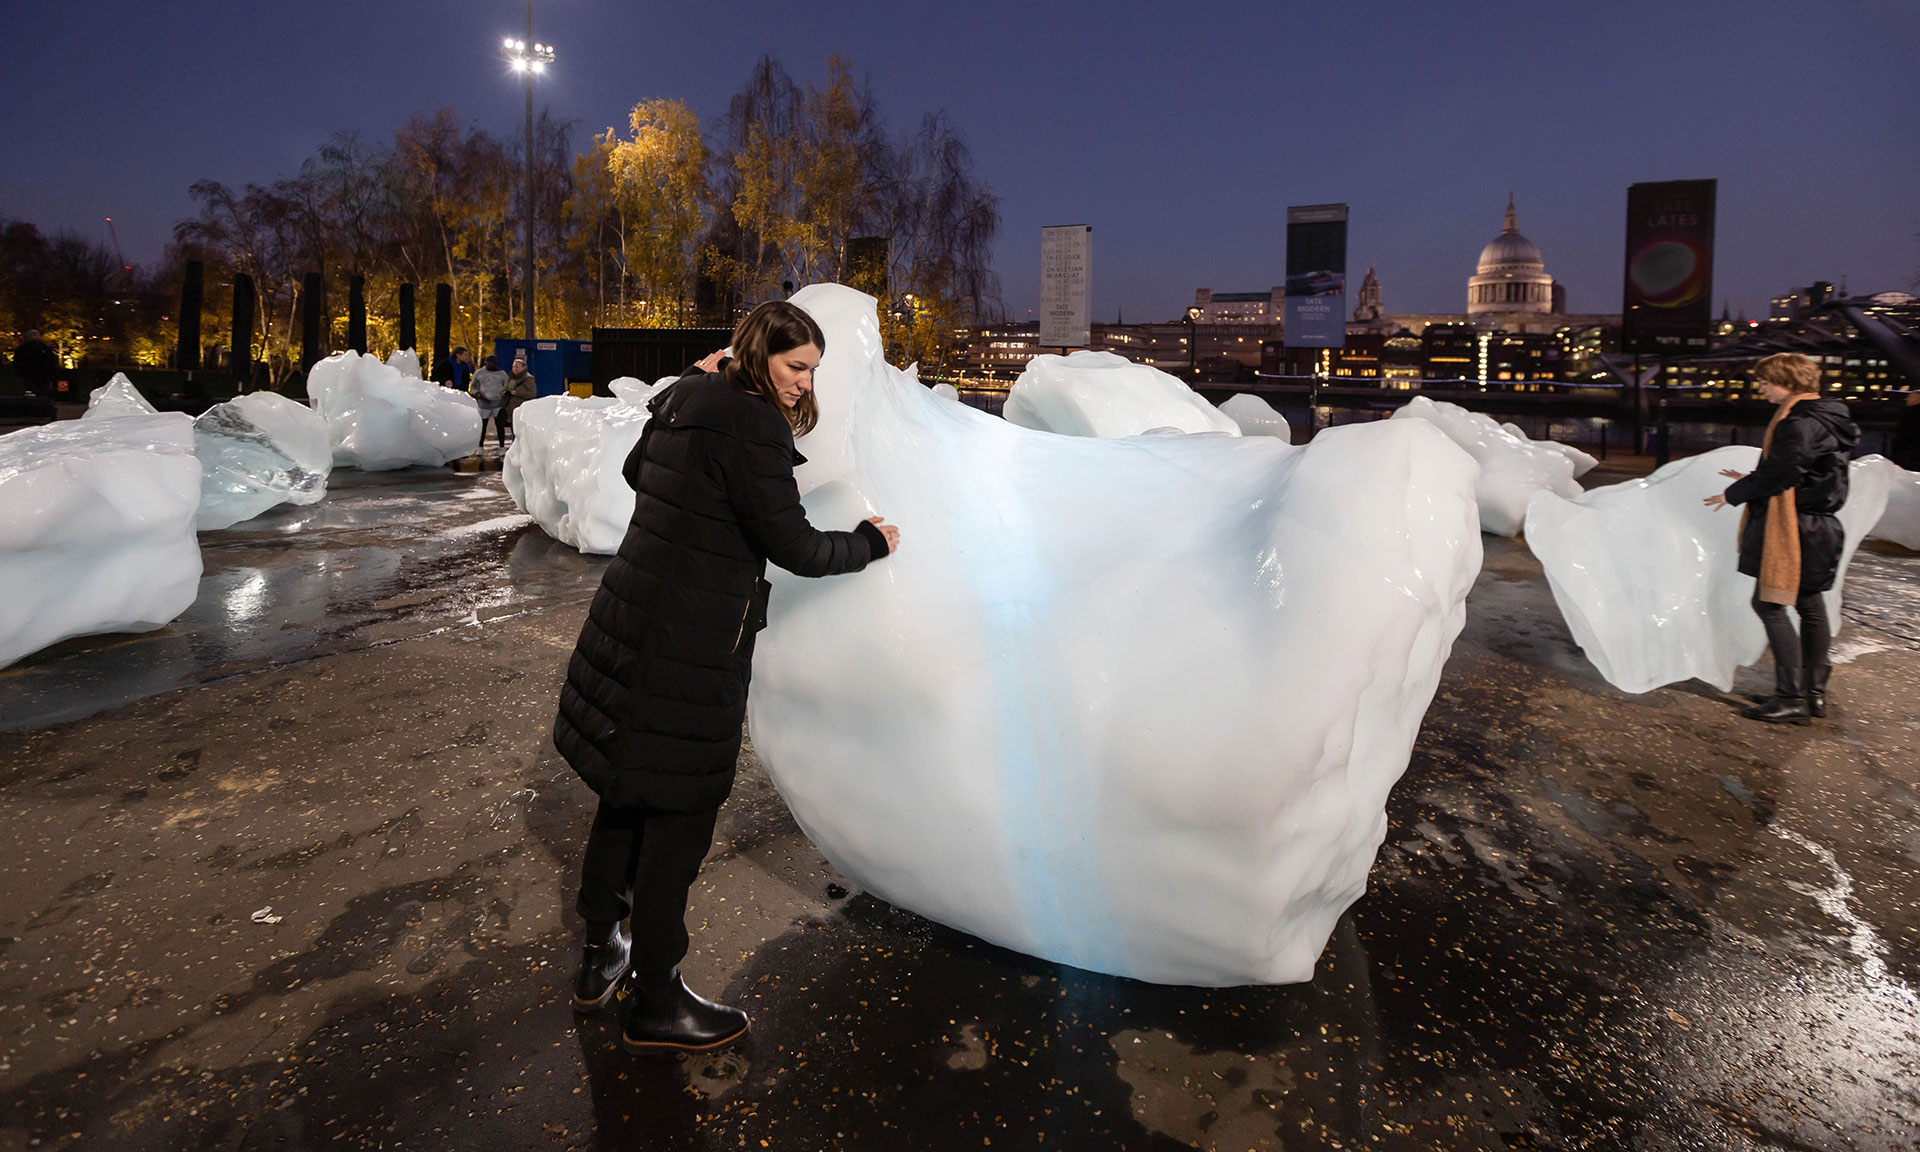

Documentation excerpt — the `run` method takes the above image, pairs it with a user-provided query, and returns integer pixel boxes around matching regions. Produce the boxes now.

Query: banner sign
[1623,179,1715,354]
[1040,225,1091,348]
[1284,204,1348,349]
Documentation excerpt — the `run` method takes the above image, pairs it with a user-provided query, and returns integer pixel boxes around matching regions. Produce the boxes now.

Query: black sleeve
[720,416,874,577]
[854,518,890,558]
[1725,415,1815,507]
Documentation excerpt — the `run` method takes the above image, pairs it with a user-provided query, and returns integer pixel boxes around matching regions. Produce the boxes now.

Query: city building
[1467,196,1555,315]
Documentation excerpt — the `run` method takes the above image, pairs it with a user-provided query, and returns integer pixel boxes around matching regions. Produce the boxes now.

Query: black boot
[1742,668,1811,724]
[572,921,631,1012]
[1806,665,1831,718]
[621,970,749,1053]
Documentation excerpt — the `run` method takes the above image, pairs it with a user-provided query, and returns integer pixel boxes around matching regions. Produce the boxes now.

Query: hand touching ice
[866,515,901,554]
[1702,468,1747,510]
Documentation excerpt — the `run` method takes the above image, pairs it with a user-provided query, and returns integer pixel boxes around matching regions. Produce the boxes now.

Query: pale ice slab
[385,348,423,378]
[931,382,960,401]
[1392,396,1580,535]
[1860,455,1920,549]
[307,351,481,470]
[503,379,656,555]
[0,413,203,669]
[749,285,1484,986]
[1218,394,1293,442]
[1502,420,1597,478]
[85,373,157,418]
[1005,351,1241,438]
[1524,448,1891,694]
[193,392,334,530]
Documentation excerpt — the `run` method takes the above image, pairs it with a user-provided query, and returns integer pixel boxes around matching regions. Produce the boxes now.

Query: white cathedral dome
[1468,196,1554,315]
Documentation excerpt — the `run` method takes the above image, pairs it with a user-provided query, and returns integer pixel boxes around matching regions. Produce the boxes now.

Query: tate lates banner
[1623,180,1716,354]
[1284,204,1348,349]
[1040,225,1092,349]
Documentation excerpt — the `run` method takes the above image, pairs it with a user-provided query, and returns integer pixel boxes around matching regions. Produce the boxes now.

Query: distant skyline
[3,0,1915,324]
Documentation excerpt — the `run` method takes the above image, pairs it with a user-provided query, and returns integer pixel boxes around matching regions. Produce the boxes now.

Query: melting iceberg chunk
[193,392,334,530]
[1218,394,1293,442]
[1860,455,1920,549]
[1524,448,1891,693]
[931,382,960,401]
[0,413,203,669]
[1501,420,1597,478]
[307,351,481,471]
[1392,396,1580,535]
[84,373,158,418]
[385,348,423,378]
[1004,351,1241,438]
[503,379,656,555]
[748,285,1484,986]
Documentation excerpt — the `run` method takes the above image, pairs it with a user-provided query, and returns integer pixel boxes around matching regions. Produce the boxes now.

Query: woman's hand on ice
[1703,493,1729,509]
[867,515,901,554]
[1719,468,1747,480]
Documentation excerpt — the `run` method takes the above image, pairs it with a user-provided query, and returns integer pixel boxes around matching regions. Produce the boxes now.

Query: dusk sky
[4,0,1915,323]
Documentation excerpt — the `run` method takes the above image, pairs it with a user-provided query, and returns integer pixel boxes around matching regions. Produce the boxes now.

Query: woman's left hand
[695,349,726,373]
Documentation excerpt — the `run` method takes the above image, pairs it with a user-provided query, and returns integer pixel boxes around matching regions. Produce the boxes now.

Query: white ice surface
[1503,421,1597,478]
[307,351,481,471]
[0,413,203,669]
[748,285,1484,986]
[503,380,656,555]
[193,392,334,530]
[931,382,960,401]
[1004,351,1241,438]
[1219,394,1293,442]
[1524,448,1892,694]
[1860,455,1920,549]
[1392,396,1580,535]
[385,348,423,378]
[85,374,157,418]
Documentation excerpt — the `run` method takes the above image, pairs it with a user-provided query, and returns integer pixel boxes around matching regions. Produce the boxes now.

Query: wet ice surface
[0,469,608,730]
[1,472,1919,1150]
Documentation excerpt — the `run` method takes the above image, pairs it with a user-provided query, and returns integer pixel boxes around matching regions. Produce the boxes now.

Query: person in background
[1704,352,1859,723]
[10,330,58,398]
[470,354,510,449]
[447,346,474,394]
[502,354,537,443]
[1888,389,1920,471]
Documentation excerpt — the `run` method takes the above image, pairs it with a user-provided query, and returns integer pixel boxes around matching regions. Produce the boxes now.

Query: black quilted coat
[553,368,887,811]
[1724,396,1858,595]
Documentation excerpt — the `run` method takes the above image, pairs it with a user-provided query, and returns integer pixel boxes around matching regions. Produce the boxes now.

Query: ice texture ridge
[747,285,1485,986]
[193,392,334,530]
[307,351,481,470]
[1391,396,1581,535]
[1004,351,1240,438]
[1524,447,1891,693]
[0,413,203,669]
[504,377,658,555]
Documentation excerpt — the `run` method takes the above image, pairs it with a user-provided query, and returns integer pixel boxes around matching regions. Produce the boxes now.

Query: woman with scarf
[1705,352,1859,723]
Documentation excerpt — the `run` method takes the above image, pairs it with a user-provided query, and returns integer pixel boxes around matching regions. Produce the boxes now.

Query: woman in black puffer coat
[1706,352,1858,724]
[553,301,899,1053]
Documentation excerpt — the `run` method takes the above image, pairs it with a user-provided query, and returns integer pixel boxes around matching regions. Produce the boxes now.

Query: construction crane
[104,217,131,279]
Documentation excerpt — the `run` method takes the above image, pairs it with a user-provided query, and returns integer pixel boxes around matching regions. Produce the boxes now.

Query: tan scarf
[1740,393,1805,605]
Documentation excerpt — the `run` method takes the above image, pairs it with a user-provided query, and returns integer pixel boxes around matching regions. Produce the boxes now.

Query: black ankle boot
[621,970,749,1053]
[1742,668,1811,724]
[1806,665,1831,718]
[572,922,631,1012]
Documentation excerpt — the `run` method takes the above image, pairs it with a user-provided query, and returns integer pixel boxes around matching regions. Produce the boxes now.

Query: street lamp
[501,8,554,345]
[1185,305,1202,380]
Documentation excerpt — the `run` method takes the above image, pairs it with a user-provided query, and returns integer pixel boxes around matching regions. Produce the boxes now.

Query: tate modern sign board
[1041,225,1092,349]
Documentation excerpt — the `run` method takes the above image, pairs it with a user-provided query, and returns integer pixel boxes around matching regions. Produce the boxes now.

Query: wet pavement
[0,465,1916,1151]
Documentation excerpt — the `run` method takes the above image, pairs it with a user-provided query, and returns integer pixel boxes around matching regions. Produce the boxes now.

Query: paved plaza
[1,465,1916,1151]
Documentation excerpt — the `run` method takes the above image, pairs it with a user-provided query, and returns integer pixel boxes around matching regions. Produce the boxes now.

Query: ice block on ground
[1004,351,1241,438]
[1391,396,1580,535]
[1219,394,1293,442]
[193,392,334,530]
[84,373,157,418]
[1860,455,1920,549]
[306,351,481,471]
[503,381,656,555]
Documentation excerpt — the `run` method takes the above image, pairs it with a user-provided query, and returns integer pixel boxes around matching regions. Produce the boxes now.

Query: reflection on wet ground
[0,468,1917,1150]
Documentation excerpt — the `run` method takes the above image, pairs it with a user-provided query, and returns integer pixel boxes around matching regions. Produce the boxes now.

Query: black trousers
[575,800,720,988]
[1751,590,1831,672]
[479,414,506,447]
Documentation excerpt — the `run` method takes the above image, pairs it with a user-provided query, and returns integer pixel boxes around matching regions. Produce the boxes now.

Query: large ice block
[385,348,423,378]
[0,414,203,669]
[747,285,1484,986]
[502,378,656,555]
[1861,455,1920,549]
[1004,351,1241,438]
[193,392,334,530]
[84,373,157,418]
[1503,421,1596,477]
[1219,394,1293,441]
[1524,448,1891,693]
[1391,397,1580,535]
[306,351,481,470]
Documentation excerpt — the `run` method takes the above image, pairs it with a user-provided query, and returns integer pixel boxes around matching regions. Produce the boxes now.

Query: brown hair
[1752,352,1821,395]
[725,301,825,435]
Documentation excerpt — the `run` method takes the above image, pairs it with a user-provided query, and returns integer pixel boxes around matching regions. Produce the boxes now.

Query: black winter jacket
[1725,396,1858,595]
[553,368,888,811]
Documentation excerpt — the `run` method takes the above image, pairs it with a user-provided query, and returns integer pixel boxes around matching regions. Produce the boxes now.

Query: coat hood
[1795,396,1859,454]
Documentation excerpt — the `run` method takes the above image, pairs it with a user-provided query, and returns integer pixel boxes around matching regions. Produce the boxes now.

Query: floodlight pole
[522,0,535,345]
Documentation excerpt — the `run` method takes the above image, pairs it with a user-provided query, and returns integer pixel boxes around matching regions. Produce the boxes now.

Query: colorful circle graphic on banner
[1629,240,1708,308]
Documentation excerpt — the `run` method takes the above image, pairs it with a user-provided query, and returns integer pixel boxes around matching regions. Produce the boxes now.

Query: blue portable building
[490,338,593,397]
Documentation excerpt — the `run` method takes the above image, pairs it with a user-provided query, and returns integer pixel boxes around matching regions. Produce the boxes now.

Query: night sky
[4,0,1915,323]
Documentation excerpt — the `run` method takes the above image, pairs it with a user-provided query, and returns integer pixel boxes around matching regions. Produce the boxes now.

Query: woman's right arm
[1725,417,1815,506]
[720,423,887,577]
